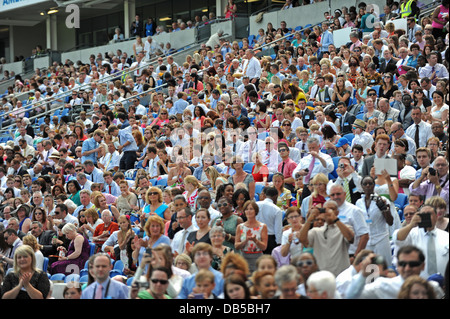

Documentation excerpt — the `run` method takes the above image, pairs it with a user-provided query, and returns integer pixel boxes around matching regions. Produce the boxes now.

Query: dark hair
[232,188,250,208]
[224,274,251,299]
[321,124,337,140]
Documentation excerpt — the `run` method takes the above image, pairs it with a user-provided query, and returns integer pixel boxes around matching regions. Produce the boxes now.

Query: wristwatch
[333,218,340,224]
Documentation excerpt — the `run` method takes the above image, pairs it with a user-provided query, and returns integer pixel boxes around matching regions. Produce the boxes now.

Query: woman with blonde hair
[298,70,314,95]
[183,175,201,211]
[308,173,329,210]
[1,244,50,299]
[79,207,104,241]
[143,186,170,222]
[23,234,44,271]
[397,275,437,299]
[205,166,227,192]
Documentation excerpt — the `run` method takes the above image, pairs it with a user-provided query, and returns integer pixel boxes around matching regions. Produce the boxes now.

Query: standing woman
[280,207,304,259]
[234,200,268,273]
[186,208,212,252]
[1,245,50,299]
[272,173,293,210]
[116,215,135,264]
[224,0,237,19]
[116,180,139,215]
[431,0,449,41]
[355,176,393,265]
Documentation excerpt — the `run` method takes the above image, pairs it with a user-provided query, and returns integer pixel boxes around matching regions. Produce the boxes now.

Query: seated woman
[49,223,90,276]
[251,152,269,186]
[272,173,292,211]
[142,187,170,223]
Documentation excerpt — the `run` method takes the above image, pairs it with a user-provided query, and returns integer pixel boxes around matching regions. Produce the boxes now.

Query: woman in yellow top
[287,82,307,112]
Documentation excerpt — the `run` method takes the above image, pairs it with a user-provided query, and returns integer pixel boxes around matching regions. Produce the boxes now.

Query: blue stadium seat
[295,25,303,31]
[255,184,265,195]
[80,275,89,283]
[371,85,380,95]
[156,178,168,187]
[50,273,66,281]
[42,257,49,273]
[329,157,340,180]
[248,34,255,45]
[65,273,80,283]
[149,178,157,186]
[243,162,254,173]
[127,277,135,286]
[89,242,96,256]
[356,113,364,120]
[80,268,89,277]
[113,260,125,273]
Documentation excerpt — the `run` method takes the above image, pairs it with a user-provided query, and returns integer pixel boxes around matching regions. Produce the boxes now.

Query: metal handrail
[0,82,169,134]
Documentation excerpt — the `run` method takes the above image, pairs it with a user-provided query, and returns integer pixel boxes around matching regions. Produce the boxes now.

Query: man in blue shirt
[81,253,129,299]
[173,92,189,121]
[108,125,139,171]
[319,21,334,55]
[81,129,104,164]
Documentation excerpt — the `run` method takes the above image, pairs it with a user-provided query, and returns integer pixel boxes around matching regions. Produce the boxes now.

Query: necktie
[304,157,316,184]
[281,161,285,175]
[343,178,352,203]
[414,124,420,148]
[179,229,188,253]
[109,185,111,194]
[427,232,437,275]
[95,283,103,299]
[301,143,306,158]
[354,162,358,172]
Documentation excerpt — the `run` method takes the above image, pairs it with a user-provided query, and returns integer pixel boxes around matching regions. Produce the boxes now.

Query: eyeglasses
[296,260,314,267]
[362,182,375,186]
[397,260,422,268]
[151,279,169,285]
[195,251,210,257]
[14,180,21,182]
[75,169,83,172]
[176,215,188,220]
[286,104,294,106]
[287,214,300,220]
[35,212,43,215]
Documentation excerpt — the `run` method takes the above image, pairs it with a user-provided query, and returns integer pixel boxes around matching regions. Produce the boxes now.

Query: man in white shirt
[171,207,198,255]
[76,173,93,192]
[351,119,374,155]
[194,190,221,228]
[292,137,334,200]
[389,122,416,156]
[329,184,370,259]
[14,126,33,146]
[102,171,121,197]
[393,204,449,278]
[83,160,105,190]
[345,246,444,299]
[256,187,283,254]
[98,143,120,173]
[144,36,158,61]
[418,52,449,84]
[242,49,262,86]
[241,126,265,163]
[130,52,147,81]
[132,97,147,116]
[405,107,433,148]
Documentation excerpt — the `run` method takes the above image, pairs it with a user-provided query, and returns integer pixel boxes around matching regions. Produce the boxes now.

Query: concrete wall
[61,27,197,64]
[1,61,23,75]
[12,22,46,59]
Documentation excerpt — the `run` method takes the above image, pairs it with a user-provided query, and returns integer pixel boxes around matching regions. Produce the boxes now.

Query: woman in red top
[251,152,269,185]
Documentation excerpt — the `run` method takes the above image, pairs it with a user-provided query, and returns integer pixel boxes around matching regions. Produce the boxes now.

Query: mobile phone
[193,293,204,299]
[145,248,152,257]
[418,213,432,229]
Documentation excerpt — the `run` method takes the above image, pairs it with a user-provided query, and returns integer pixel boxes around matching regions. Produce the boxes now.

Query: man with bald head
[377,98,399,125]
[390,122,416,156]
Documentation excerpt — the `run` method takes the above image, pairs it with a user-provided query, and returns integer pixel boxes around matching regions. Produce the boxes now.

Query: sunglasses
[217,203,228,208]
[368,93,377,96]
[198,196,209,200]
[151,279,169,285]
[75,169,83,172]
[148,192,159,196]
[283,123,291,126]
[397,260,422,268]
[160,112,167,115]
[279,148,288,152]
[296,260,314,267]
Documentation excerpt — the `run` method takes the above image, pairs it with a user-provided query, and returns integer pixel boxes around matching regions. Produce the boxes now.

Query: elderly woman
[273,264,307,299]
[79,207,104,242]
[1,245,51,299]
[142,187,170,222]
[280,207,304,259]
[49,223,90,275]
[209,226,233,271]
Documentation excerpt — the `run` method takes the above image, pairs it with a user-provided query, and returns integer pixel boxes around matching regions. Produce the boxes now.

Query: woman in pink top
[431,0,449,40]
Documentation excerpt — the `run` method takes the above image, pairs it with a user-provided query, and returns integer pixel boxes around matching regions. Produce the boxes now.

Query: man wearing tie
[292,137,335,201]
[0,228,23,271]
[330,157,363,205]
[81,253,129,299]
[297,98,315,128]
[171,207,197,255]
[277,142,297,192]
[295,127,310,159]
[337,101,356,135]
[418,52,449,85]
[103,172,121,197]
[405,107,433,148]
[242,49,262,87]
[242,126,265,163]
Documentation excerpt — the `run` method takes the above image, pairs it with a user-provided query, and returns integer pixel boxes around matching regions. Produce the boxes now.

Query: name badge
[305,115,310,119]
[338,215,347,221]
[366,219,373,225]
[344,122,349,126]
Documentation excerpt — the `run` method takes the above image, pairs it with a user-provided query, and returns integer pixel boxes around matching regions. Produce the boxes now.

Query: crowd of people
[0,0,449,301]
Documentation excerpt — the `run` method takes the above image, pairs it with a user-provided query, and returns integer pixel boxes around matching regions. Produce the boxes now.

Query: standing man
[242,49,262,88]
[108,125,139,171]
[81,129,104,165]
[171,207,198,255]
[256,186,283,254]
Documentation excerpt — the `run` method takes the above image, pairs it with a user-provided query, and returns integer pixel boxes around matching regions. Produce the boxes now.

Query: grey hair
[306,270,336,298]
[306,137,320,146]
[62,223,77,235]
[209,226,226,237]
[274,265,300,287]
